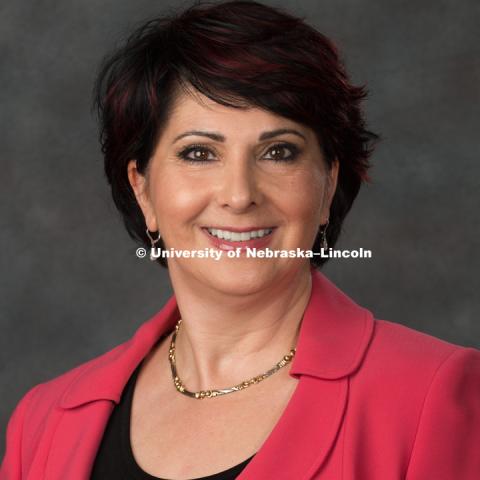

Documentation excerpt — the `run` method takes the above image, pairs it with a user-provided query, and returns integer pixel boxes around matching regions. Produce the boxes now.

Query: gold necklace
[168,318,297,399]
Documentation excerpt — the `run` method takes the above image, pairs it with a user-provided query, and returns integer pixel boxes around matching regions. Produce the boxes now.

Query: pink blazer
[2,268,480,479]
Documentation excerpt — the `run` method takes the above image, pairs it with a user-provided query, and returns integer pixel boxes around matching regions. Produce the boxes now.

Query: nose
[216,156,262,212]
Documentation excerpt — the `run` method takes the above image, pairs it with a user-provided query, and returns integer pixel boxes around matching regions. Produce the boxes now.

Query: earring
[320,220,329,250]
[146,229,161,261]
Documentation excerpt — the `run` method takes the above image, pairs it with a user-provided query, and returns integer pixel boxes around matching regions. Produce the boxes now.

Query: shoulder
[0,341,130,477]
[1,298,177,476]
[367,320,480,478]
[371,317,479,368]
[0,334,150,477]
[43,341,128,397]
[355,317,480,417]
[9,340,129,433]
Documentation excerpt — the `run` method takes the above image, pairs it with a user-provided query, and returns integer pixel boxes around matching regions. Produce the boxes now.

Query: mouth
[201,226,276,251]
[204,226,274,241]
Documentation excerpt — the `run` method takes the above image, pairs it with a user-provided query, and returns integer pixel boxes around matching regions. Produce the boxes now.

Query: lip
[201,226,276,252]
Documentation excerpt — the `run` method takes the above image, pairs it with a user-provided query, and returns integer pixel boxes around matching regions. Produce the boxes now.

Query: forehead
[163,88,311,139]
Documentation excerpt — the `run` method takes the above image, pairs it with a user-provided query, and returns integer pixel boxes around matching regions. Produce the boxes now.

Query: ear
[127,160,158,232]
[321,158,339,223]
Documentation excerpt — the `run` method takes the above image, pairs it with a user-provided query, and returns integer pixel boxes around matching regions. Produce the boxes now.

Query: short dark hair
[93,0,379,268]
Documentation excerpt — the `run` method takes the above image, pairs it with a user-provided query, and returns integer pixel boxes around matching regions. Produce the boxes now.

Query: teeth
[207,228,273,241]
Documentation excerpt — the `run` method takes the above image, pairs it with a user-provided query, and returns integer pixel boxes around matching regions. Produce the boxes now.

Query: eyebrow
[258,128,306,141]
[173,130,225,143]
[173,128,306,144]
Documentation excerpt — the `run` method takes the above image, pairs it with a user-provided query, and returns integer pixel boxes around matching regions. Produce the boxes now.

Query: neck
[167,262,312,391]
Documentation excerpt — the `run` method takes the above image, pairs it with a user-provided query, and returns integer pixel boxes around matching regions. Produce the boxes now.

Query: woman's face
[128,89,338,295]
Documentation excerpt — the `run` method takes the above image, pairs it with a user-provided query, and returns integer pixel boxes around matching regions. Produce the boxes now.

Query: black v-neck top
[90,360,255,479]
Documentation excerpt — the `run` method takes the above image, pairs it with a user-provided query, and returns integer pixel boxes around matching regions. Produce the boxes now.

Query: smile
[205,227,274,242]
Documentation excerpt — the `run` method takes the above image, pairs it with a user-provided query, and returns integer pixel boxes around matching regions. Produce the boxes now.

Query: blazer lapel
[237,375,348,479]
[44,297,180,479]
[239,267,374,479]
[36,402,115,480]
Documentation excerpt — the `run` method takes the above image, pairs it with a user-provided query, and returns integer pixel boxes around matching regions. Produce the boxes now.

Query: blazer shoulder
[1,339,131,477]
[404,343,480,478]
[18,339,130,422]
[355,317,480,399]
[372,317,475,366]
[349,318,480,469]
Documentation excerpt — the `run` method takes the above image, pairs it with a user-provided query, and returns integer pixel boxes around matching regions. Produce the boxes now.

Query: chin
[201,261,280,296]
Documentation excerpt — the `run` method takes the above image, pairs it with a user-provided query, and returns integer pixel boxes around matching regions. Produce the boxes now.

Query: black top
[91,360,255,479]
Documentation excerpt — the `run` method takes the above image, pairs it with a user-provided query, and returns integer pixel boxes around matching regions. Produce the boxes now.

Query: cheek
[150,168,209,226]
[277,169,325,225]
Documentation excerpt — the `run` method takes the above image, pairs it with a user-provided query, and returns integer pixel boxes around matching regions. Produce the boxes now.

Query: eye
[177,145,216,163]
[263,143,299,162]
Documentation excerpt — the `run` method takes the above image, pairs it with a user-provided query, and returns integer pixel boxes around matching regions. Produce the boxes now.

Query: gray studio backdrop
[1,0,479,457]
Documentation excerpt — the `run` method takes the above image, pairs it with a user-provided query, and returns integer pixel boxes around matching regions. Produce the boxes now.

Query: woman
[1,1,479,479]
